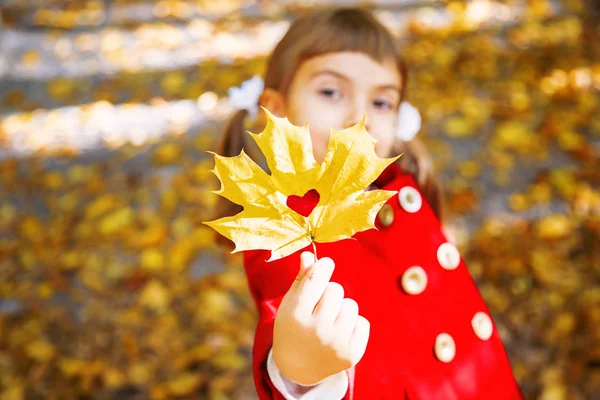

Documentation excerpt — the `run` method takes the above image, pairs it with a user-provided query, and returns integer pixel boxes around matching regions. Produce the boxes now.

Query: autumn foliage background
[0,1,599,399]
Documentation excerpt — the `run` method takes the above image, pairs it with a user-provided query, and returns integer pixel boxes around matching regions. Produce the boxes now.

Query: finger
[294,257,335,316]
[333,298,359,344]
[288,251,315,294]
[297,251,315,281]
[348,316,370,365]
[313,282,344,325]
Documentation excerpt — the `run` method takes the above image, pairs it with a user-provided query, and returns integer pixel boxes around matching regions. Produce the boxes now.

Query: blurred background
[0,0,599,399]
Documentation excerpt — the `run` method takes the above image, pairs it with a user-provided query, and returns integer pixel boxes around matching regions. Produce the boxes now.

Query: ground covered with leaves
[1,0,599,399]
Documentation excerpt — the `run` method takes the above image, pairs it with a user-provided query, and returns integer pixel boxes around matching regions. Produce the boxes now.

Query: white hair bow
[228,75,264,121]
[396,101,421,141]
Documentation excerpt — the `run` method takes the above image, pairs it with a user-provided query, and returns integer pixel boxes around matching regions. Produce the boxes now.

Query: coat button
[437,242,460,270]
[398,186,422,213]
[377,204,394,227]
[401,266,427,295]
[472,312,493,340]
[434,333,456,363]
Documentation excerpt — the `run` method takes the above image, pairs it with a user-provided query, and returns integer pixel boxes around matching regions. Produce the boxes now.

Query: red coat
[243,163,524,400]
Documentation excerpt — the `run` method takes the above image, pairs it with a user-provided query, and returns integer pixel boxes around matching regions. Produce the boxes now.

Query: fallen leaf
[103,367,125,388]
[128,362,154,385]
[536,214,573,239]
[26,339,55,362]
[99,207,134,235]
[140,249,165,272]
[166,373,204,396]
[1,383,24,400]
[152,143,183,165]
[140,280,170,311]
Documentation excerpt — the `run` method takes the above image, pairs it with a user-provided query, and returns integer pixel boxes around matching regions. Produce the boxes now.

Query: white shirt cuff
[266,348,348,400]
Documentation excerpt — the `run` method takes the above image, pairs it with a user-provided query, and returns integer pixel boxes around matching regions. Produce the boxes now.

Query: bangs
[296,9,399,64]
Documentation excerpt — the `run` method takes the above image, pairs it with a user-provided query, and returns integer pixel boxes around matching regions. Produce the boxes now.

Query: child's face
[285,52,402,163]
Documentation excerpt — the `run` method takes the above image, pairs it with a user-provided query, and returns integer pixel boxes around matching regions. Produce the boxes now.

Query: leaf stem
[305,217,318,261]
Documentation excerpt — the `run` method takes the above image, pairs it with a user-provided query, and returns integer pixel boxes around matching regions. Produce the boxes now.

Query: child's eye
[319,88,342,100]
[374,99,394,111]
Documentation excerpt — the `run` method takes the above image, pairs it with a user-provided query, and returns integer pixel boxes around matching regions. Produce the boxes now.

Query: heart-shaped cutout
[286,189,320,218]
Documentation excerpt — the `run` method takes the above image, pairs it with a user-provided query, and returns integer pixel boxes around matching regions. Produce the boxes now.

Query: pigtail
[395,138,446,224]
[213,108,271,249]
[393,44,445,223]
[218,109,249,162]
[212,109,248,250]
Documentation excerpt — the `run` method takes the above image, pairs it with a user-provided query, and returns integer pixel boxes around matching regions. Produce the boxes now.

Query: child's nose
[343,101,370,131]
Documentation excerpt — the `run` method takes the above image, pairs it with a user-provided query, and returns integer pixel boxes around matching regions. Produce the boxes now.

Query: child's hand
[272,252,370,386]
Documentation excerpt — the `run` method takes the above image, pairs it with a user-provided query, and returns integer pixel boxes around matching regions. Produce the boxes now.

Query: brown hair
[215,8,445,231]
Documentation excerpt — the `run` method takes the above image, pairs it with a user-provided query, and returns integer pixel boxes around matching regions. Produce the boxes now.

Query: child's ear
[259,88,286,118]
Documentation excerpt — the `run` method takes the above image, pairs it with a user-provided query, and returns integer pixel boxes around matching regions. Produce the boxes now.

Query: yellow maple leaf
[204,109,399,261]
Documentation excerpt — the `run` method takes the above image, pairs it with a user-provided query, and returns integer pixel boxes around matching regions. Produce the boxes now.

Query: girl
[215,8,524,400]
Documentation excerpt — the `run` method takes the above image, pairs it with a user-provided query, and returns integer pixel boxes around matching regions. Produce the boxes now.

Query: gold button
[434,333,456,363]
[377,204,394,227]
[401,266,427,295]
[472,312,493,340]
[398,186,422,213]
[437,242,460,270]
